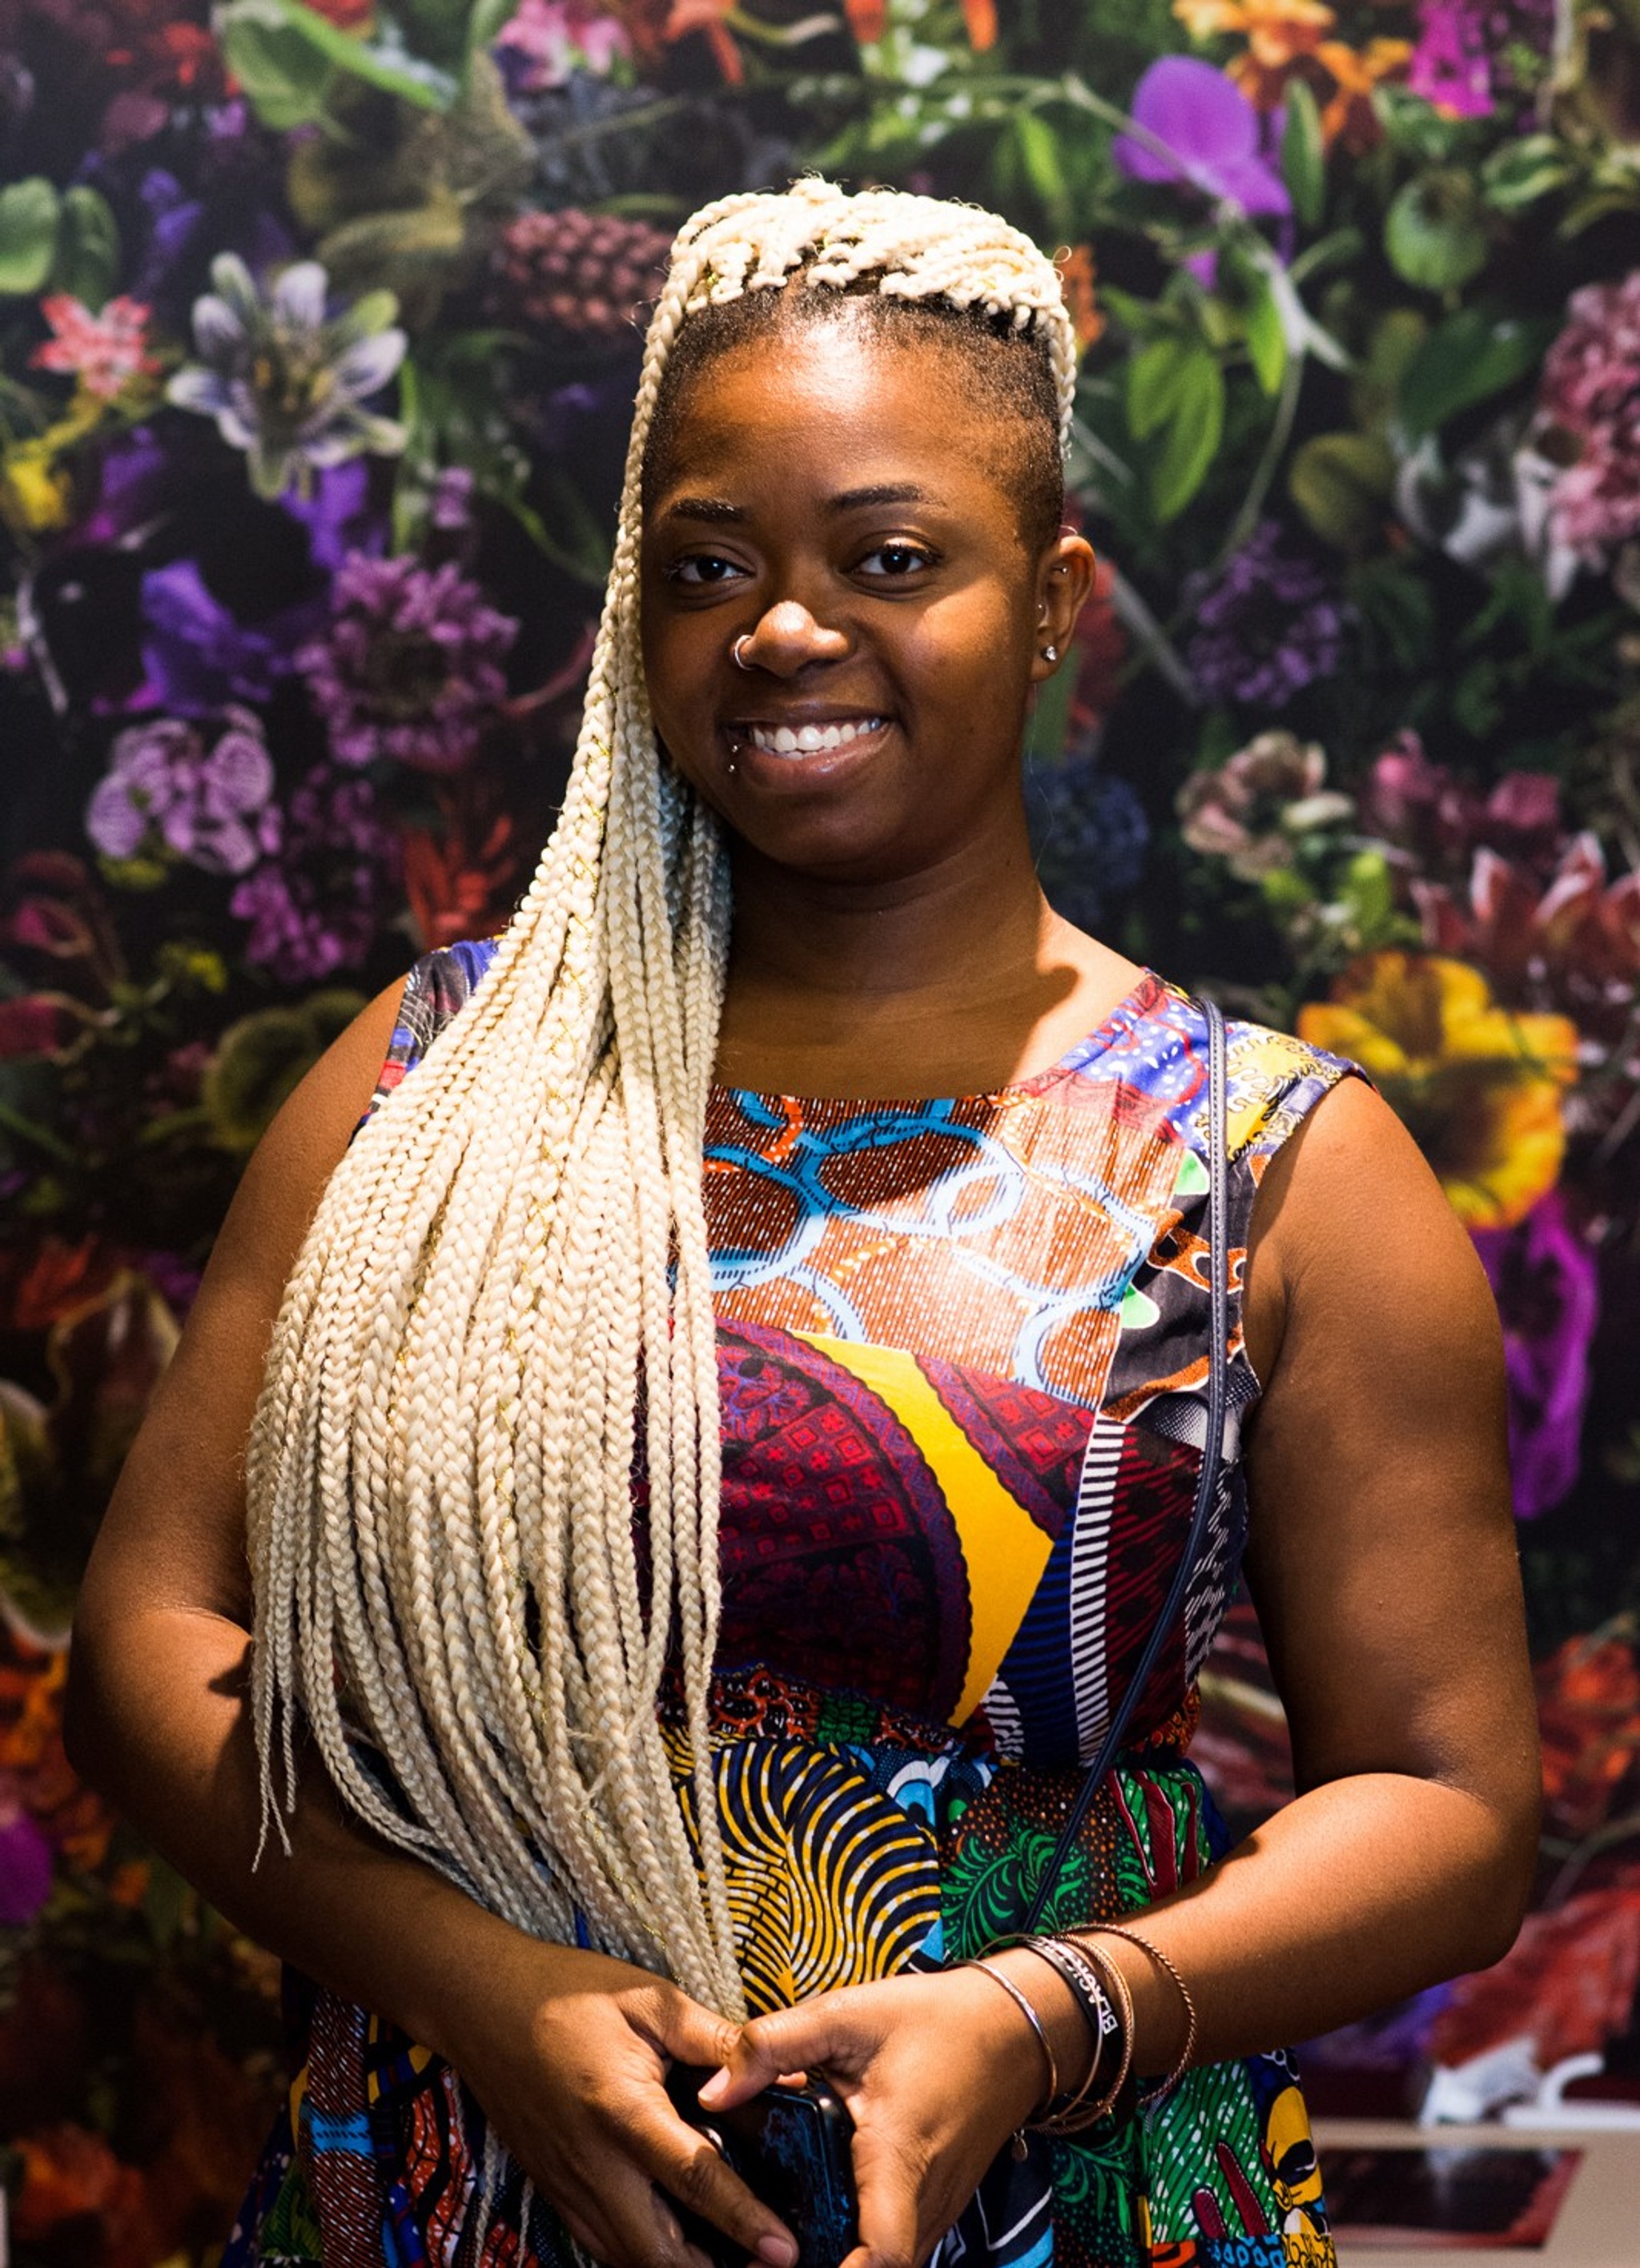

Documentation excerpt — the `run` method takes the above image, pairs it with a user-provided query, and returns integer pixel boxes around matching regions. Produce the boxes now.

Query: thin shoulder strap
[1021,996,1230,1933]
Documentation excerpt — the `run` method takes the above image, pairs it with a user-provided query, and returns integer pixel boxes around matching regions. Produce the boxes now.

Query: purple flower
[167,255,407,502]
[1186,521,1352,708]
[1113,58,1290,219]
[86,709,277,875]
[299,553,518,775]
[1407,0,1494,118]
[1472,1190,1598,1520]
[0,1787,52,1929]
[133,559,324,716]
[230,763,401,980]
[1408,0,1554,122]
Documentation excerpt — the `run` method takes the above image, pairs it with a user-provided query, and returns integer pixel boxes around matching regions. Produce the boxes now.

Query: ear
[1030,531,1099,684]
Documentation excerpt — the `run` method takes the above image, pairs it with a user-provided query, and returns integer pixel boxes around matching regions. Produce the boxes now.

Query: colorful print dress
[227,941,1357,2268]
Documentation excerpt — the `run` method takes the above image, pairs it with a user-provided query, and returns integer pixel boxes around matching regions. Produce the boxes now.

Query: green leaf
[1152,351,1224,522]
[214,0,336,127]
[1011,111,1073,235]
[1384,170,1490,293]
[1280,78,1326,230]
[1397,306,1558,438]
[49,186,119,310]
[1288,430,1394,548]
[465,0,517,58]
[0,177,60,296]
[214,0,456,128]
[1481,134,1575,215]
[1243,272,1287,396]
[1127,335,1196,441]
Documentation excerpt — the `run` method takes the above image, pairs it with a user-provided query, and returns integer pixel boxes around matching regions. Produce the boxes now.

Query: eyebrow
[662,482,935,526]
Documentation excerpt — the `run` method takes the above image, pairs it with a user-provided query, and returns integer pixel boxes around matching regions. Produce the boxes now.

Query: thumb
[700,1999,863,2109]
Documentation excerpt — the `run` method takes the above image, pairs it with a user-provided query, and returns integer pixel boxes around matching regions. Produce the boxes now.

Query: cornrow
[248,179,1079,2017]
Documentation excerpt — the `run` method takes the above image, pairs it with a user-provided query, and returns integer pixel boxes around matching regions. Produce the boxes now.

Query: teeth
[745,717,885,757]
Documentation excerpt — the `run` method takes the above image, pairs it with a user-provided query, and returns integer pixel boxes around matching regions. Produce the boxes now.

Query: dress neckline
[710,967,1169,1110]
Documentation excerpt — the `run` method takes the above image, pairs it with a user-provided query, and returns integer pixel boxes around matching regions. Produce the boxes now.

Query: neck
[714,809,1140,1096]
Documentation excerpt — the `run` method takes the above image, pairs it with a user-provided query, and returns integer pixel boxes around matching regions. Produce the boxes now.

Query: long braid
[247,179,1077,2014]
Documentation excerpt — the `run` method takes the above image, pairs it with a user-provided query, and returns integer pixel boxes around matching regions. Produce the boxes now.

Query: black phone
[663,2062,858,2268]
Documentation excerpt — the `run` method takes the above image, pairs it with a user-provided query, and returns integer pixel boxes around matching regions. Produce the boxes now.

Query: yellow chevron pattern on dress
[665,1727,943,2013]
[798,1333,1055,1725]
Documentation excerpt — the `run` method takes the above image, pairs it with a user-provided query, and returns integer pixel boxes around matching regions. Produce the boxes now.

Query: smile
[742,716,887,756]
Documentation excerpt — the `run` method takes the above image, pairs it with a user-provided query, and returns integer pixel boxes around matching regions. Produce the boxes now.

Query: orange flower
[1312,35,1412,148]
[1537,1632,1640,1840]
[1175,0,1409,139]
[1056,245,1104,352]
[12,2125,156,2265]
[844,0,886,35]
[960,0,999,46]
[663,0,742,79]
[1297,953,1578,1230]
[1174,0,1337,74]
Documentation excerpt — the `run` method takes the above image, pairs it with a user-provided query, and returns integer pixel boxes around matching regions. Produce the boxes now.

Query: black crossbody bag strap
[1021,997,1230,1933]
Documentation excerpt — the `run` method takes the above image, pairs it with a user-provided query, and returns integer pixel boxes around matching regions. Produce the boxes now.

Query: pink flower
[1416,830,1640,1034]
[1536,270,1640,566]
[494,0,631,85]
[1406,0,1493,116]
[30,295,159,403]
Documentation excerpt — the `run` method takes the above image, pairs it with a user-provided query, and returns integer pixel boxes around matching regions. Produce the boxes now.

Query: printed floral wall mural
[2,0,1639,2253]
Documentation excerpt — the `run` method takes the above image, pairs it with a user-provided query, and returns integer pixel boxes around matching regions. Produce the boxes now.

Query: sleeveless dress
[226,941,1357,2268]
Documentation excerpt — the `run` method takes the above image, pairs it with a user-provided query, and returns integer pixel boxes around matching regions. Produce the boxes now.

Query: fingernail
[757,2238,796,2267]
[697,2068,729,2105]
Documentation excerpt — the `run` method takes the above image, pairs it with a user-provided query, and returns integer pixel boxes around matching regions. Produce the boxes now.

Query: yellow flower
[0,400,103,536]
[0,437,74,534]
[1298,952,1579,1229]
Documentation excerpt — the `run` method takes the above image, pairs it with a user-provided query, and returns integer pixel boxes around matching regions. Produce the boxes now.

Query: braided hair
[248,179,1079,2019]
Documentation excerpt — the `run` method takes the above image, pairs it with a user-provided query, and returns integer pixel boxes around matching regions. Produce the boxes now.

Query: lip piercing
[732,635,754,672]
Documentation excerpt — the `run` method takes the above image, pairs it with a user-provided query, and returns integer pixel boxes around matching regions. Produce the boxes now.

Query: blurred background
[1,0,1638,2258]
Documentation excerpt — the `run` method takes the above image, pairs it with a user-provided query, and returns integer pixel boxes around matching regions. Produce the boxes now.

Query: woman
[67,181,1540,2268]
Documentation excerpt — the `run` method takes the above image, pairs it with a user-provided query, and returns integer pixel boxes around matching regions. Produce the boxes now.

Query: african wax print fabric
[226,941,1356,2268]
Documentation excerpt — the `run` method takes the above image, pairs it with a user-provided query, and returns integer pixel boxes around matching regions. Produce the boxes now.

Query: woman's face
[639,322,1093,889]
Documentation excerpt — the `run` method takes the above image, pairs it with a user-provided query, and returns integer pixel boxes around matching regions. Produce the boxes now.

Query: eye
[665,552,748,587]
[856,540,939,579]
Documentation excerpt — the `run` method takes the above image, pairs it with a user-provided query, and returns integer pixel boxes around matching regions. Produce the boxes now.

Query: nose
[734,598,849,676]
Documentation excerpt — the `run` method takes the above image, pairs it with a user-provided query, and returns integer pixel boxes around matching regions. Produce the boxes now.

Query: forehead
[644,323,1031,526]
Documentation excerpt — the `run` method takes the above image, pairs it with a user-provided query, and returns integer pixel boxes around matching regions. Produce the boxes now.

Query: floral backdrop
[2,0,1639,2254]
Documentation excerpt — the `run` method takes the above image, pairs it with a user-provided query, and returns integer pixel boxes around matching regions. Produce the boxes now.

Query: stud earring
[1043,644,1059,663]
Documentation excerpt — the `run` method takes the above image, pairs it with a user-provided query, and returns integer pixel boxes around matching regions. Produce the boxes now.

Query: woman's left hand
[693,1963,1071,2268]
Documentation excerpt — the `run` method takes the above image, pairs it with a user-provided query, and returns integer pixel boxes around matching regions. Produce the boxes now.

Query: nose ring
[731,634,754,672]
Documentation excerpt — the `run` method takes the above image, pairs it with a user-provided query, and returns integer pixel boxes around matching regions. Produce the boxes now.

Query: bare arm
[64,983,796,2268]
[709,1076,1542,2267]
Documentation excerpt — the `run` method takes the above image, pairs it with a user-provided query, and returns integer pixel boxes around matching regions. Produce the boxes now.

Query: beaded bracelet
[1081,1923,1199,2109]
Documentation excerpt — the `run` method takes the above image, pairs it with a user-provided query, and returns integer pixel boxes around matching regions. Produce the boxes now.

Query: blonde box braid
[248,178,1079,2019]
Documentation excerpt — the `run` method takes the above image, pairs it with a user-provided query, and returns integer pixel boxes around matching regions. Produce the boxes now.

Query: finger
[845,2145,924,2268]
[699,2004,859,2109]
[567,2150,711,2268]
[625,2092,798,2268]
[641,1987,744,2077]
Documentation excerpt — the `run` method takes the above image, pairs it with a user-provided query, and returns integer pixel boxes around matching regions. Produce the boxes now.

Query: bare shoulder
[76,978,408,1628]
[1241,1070,1498,1391]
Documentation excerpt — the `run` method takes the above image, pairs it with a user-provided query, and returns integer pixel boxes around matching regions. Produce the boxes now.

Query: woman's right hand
[436,1931,798,2268]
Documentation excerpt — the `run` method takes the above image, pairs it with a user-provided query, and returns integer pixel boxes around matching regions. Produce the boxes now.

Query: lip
[720,713,895,783]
